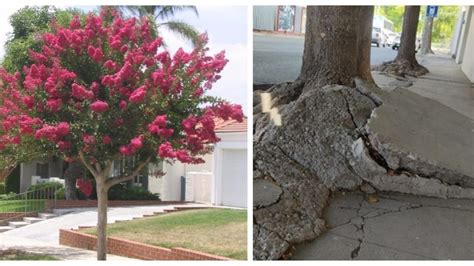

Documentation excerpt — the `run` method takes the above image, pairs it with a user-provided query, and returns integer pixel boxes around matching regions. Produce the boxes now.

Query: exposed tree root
[373,59,429,78]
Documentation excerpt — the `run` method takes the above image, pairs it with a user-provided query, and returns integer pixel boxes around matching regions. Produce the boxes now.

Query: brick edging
[59,229,231,260]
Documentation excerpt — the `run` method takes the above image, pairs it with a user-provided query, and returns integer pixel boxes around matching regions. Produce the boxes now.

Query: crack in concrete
[327,231,437,260]
[378,194,474,213]
[350,197,365,259]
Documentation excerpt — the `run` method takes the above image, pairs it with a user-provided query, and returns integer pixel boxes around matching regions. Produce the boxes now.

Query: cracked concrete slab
[367,87,474,187]
[292,192,474,260]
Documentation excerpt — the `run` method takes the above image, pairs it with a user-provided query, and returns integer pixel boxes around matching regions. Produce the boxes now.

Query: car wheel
[376,43,379,47]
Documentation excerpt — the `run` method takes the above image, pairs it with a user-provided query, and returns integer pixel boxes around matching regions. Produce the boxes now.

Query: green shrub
[26,182,63,199]
[0,192,17,199]
[54,187,88,200]
[5,166,20,194]
[108,184,160,201]
[54,188,65,200]
[0,182,5,194]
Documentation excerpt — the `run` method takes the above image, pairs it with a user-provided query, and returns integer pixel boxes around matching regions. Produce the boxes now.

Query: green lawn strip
[0,200,45,212]
[82,208,247,260]
[0,249,59,260]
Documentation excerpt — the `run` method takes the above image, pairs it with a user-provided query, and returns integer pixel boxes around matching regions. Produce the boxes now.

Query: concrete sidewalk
[0,235,136,260]
[0,203,209,260]
[292,53,474,260]
[292,191,474,260]
[365,52,474,195]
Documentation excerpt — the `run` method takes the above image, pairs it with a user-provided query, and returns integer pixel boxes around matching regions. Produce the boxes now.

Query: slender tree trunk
[420,15,434,54]
[0,166,15,183]
[299,6,374,88]
[96,178,108,260]
[396,6,421,63]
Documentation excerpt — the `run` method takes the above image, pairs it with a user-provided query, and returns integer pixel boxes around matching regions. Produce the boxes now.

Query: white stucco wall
[461,7,474,82]
[153,131,247,204]
[20,158,63,192]
[212,132,247,208]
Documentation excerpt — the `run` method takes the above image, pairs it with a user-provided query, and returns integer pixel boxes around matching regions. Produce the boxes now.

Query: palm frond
[159,20,200,46]
[155,6,198,21]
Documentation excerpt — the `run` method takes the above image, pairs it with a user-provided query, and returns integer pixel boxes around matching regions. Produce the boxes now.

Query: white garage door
[220,149,247,207]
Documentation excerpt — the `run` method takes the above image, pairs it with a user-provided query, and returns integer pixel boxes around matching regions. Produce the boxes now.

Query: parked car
[391,37,401,50]
[386,32,399,47]
[371,27,386,47]
[391,37,422,53]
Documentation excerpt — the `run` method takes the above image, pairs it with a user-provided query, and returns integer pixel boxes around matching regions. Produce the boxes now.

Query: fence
[0,186,58,224]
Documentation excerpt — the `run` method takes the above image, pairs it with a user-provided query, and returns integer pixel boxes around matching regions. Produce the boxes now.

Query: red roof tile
[214,117,247,133]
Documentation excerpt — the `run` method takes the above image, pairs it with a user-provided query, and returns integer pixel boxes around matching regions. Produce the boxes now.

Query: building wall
[20,162,36,192]
[253,6,306,34]
[461,7,474,82]
[253,6,277,31]
[153,153,213,201]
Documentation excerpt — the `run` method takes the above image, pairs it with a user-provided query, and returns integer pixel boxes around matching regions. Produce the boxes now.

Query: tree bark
[420,14,434,54]
[299,6,374,88]
[396,6,421,63]
[96,177,108,260]
[356,7,375,83]
[0,166,15,183]
[63,161,84,200]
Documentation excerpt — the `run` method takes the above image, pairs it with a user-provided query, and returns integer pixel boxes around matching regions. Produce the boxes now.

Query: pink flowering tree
[0,9,242,260]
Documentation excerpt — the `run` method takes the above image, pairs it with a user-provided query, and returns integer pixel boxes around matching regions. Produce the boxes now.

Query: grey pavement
[292,191,474,260]
[368,53,474,182]
[0,203,209,260]
[253,32,398,85]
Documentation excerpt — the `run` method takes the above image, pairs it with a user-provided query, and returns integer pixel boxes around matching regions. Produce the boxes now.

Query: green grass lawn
[0,200,45,212]
[0,249,59,260]
[83,208,247,260]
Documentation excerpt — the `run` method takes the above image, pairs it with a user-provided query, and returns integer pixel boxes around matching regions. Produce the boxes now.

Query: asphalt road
[254,33,398,85]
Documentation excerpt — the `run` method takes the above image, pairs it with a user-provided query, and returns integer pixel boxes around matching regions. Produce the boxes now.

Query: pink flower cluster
[119,135,144,155]
[34,122,70,142]
[147,115,174,138]
[90,100,108,113]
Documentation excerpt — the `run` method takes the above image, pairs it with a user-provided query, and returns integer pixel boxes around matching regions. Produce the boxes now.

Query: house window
[36,163,49,179]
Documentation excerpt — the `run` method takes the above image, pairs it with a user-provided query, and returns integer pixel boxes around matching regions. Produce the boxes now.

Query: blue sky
[0,5,248,113]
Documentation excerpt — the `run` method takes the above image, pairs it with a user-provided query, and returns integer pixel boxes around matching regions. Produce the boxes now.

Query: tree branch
[105,156,151,189]
[78,151,98,178]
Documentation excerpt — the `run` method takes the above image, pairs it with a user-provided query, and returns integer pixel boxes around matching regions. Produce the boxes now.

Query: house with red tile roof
[149,118,248,208]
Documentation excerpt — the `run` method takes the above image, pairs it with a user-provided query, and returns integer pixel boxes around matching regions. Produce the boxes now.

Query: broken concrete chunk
[254,179,283,208]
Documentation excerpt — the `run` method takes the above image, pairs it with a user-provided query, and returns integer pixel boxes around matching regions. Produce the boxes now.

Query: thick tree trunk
[420,15,434,54]
[253,6,379,260]
[299,6,374,88]
[374,6,428,77]
[63,161,84,200]
[96,178,108,260]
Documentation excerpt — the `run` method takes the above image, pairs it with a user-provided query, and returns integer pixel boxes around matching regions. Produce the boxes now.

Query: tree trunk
[96,178,108,260]
[253,6,379,260]
[356,7,375,83]
[0,166,15,183]
[396,6,421,63]
[375,6,428,77]
[420,14,434,54]
[299,6,374,88]
[63,161,84,200]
